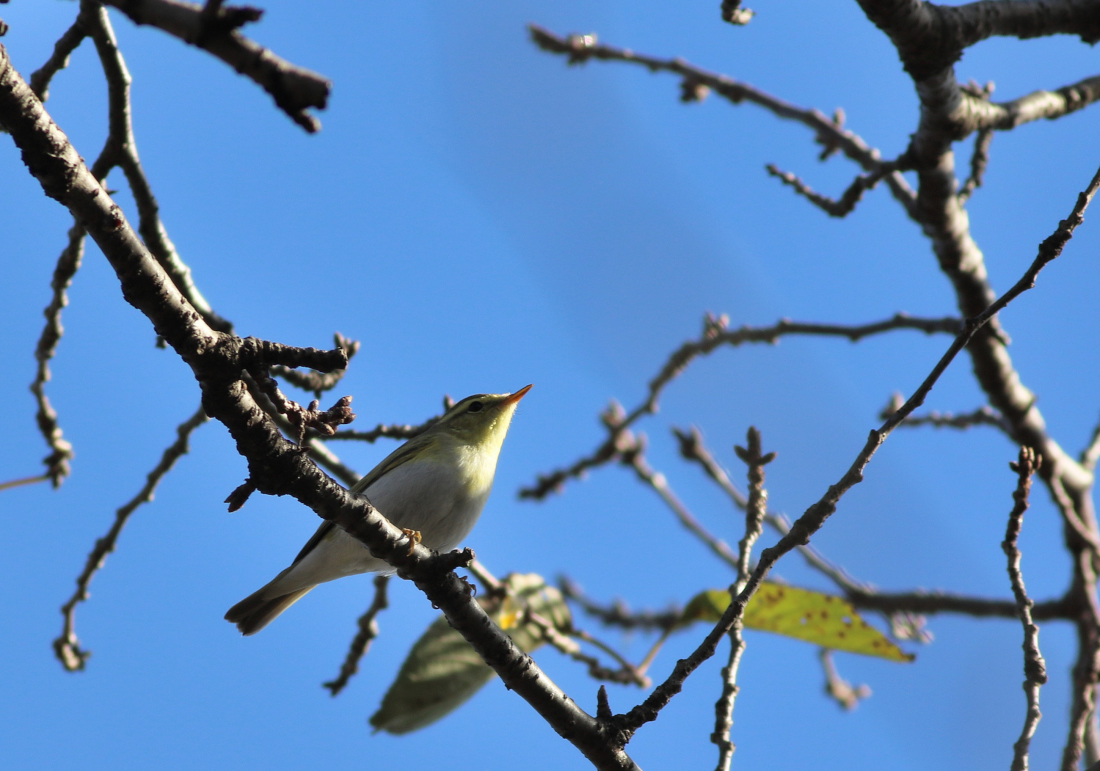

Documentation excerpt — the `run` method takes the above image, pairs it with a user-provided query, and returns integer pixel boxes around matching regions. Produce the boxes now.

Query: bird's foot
[401,528,422,556]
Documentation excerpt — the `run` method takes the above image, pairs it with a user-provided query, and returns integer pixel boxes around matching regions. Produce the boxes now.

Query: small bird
[226,385,532,635]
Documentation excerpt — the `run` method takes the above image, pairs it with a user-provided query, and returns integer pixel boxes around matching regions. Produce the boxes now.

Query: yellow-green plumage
[226,386,531,635]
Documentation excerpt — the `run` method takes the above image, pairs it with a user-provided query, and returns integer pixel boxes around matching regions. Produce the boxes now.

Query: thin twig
[0,474,51,492]
[528,24,918,218]
[559,577,681,633]
[528,612,649,687]
[471,562,648,687]
[618,430,740,571]
[271,333,359,397]
[1081,416,1100,473]
[326,419,441,443]
[29,12,88,101]
[958,128,994,204]
[30,222,83,488]
[880,394,1012,435]
[819,649,872,710]
[766,161,902,218]
[53,406,208,671]
[1004,447,1047,771]
[323,575,391,696]
[521,312,961,500]
[712,428,774,771]
[673,426,869,596]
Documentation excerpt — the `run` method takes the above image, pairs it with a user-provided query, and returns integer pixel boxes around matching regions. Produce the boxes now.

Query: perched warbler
[226,385,532,635]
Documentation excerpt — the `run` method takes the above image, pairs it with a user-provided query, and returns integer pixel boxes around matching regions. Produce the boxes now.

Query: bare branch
[1082,415,1100,472]
[672,426,871,597]
[848,588,1072,621]
[29,13,88,101]
[0,474,51,492]
[967,74,1100,132]
[766,161,902,218]
[30,223,83,488]
[712,428,774,771]
[1004,447,1047,771]
[102,0,330,132]
[528,24,918,218]
[83,1,235,334]
[53,406,208,671]
[856,0,1099,517]
[526,613,649,688]
[565,627,651,688]
[559,577,681,634]
[323,575,390,697]
[271,334,360,396]
[473,564,649,688]
[856,0,1100,84]
[819,649,872,711]
[521,312,961,500]
[958,126,993,203]
[879,394,1012,435]
[619,430,740,571]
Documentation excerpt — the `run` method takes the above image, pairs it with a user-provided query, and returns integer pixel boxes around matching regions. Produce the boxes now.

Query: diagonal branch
[964,74,1100,133]
[29,13,89,101]
[53,405,208,671]
[103,0,330,132]
[528,24,918,218]
[521,312,961,500]
[766,161,903,218]
[323,575,391,697]
[619,430,740,571]
[85,2,233,333]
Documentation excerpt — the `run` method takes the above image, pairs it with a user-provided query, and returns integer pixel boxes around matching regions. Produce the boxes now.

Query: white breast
[363,457,491,552]
[272,454,495,593]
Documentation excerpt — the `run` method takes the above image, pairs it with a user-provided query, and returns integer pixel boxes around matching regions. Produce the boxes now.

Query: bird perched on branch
[226,385,533,635]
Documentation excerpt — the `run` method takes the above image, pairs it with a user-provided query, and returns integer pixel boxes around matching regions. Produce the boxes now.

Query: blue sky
[2,1,1099,768]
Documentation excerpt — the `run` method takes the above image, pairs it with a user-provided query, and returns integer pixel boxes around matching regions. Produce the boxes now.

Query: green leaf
[369,573,571,734]
[678,583,914,663]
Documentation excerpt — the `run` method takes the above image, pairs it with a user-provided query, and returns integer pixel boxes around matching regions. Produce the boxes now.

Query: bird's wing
[291,434,430,566]
[349,433,430,494]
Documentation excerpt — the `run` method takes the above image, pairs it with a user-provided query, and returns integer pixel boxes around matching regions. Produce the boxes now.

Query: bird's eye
[468,401,484,413]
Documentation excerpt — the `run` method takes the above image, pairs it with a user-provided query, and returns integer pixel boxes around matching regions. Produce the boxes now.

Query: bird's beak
[503,384,533,405]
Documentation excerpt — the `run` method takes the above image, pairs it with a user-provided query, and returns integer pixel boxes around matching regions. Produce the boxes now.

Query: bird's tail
[225,585,314,636]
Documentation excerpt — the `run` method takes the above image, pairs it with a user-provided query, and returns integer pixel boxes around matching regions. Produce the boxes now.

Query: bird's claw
[402,528,422,556]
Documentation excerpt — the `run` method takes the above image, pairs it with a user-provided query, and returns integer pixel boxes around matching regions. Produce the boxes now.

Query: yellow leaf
[369,573,571,734]
[678,583,914,663]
